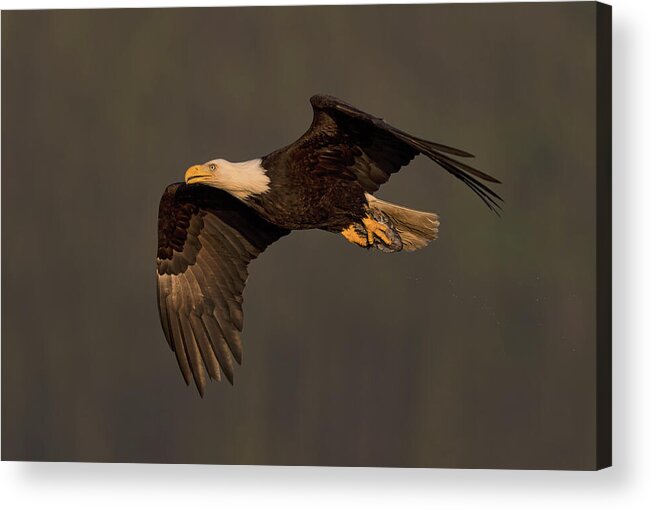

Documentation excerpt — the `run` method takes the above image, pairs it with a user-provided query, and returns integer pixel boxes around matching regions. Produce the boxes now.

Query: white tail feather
[366,194,439,251]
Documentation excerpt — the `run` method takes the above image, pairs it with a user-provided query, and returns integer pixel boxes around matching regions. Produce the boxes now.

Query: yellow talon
[362,216,393,245]
[341,224,369,247]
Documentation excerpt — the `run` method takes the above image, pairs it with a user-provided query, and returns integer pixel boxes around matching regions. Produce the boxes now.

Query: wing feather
[178,304,208,395]
[194,247,244,335]
[202,314,236,384]
[156,183,289,394]
[184,262,239,372]
[168,306,192,386]
[187,313,222,382]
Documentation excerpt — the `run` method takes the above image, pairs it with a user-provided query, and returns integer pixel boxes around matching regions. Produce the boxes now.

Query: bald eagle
[157,94,501,395]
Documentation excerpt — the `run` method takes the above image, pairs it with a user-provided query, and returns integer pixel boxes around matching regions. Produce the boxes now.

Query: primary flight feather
[156,94,502,395]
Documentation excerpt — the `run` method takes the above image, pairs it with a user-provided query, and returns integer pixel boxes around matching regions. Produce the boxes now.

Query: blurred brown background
[2,3,599,469]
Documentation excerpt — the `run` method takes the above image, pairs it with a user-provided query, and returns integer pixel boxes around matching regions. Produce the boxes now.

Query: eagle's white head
[184,158,271,200]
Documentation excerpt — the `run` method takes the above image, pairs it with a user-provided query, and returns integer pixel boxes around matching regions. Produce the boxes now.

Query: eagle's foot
[341,224,370,247]
[362,212,403,253]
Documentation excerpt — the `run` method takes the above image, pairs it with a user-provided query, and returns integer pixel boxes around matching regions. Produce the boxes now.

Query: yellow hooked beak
[184,164,214,185]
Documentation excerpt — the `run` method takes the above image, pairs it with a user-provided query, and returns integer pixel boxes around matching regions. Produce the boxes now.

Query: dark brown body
[248,149,368,232]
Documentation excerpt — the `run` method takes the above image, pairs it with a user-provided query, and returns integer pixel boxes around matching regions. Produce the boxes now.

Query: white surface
[1,0,649,508]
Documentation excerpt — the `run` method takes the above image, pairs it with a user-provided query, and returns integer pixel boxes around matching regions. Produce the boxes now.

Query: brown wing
[276,94,502,212]
[156,183,289,395]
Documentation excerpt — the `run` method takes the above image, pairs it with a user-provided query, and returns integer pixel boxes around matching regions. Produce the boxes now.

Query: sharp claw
[341,224,369,247]
[362,215,402,252]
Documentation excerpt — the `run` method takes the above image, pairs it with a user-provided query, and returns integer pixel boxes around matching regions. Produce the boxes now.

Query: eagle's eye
[209,164,216,171]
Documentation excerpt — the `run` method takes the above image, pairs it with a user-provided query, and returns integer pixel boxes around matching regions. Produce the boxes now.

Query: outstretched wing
[271,94,502,212]
[156,183,289,395]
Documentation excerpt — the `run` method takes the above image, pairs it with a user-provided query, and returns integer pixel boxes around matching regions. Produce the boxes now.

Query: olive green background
[2,3,600,469]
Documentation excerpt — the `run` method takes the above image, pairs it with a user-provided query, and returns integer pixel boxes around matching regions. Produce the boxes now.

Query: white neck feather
[206,158,270,200]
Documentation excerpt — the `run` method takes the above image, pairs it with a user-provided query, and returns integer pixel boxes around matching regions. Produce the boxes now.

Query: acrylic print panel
[1,2,611,470]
